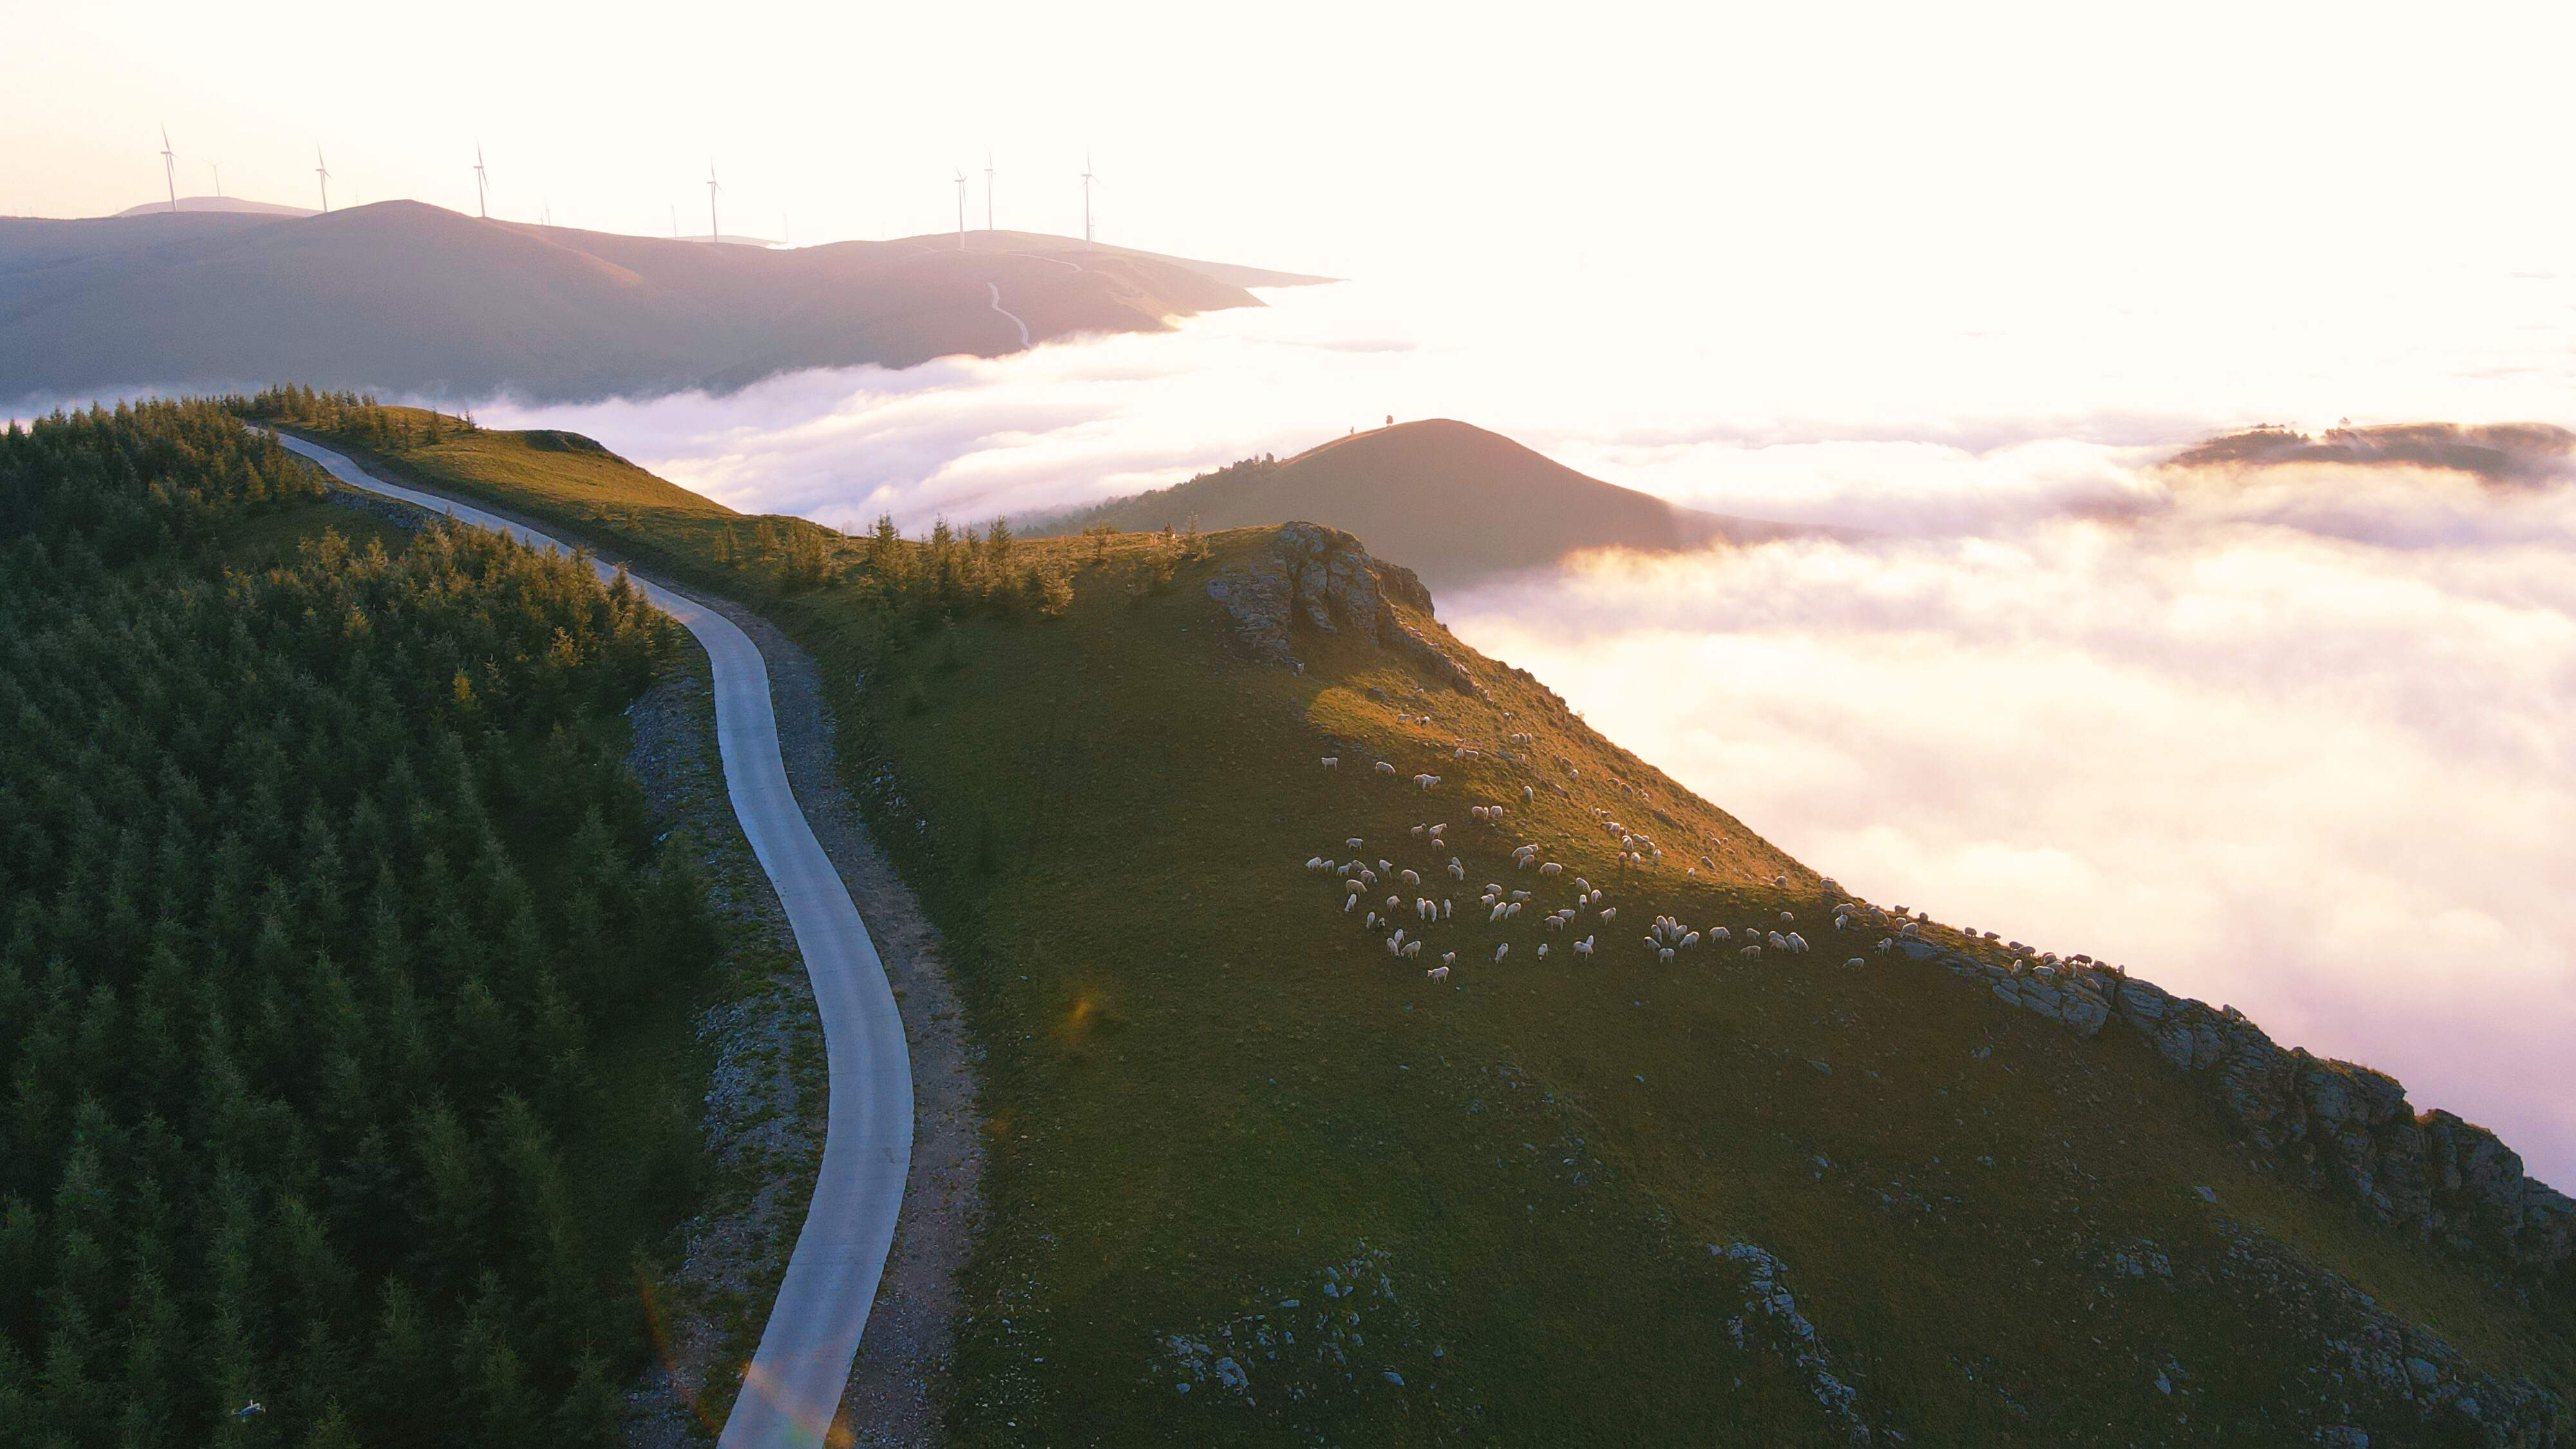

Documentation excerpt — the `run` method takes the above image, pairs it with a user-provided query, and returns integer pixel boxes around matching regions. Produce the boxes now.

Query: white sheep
[1659,947,1674,963]
[1506,901,1522,918]
[1682,931,1700,949]
[1346,880,1363,896]
[1522,786,1535,802]
[1447,859,1466,881]
[1493,943,1510,961]
[1306,857,1325,871]
[1573,936,1595,957]
[1741,943,1763,958]
[1387,895,1401,911]
[1414,773,1440,791]
[1321,757,1339,770]
[1404,940,1423,958]
[1767,931,1788,950]
[1378,858,1393,871]
[1489,902,1509,922]
[1430,823,1449,836]
[1587,889,1603,905]
[1441,951,1456,965]
[1366,911,1378,929]
[1539,861,1562,876]
[1575,877,1592,893]
[1709,926,1731,942]
[1599,907,1618,922]
[1400,869,1421,886]
[1786,932,1808,954]
[1536,943,1550,958]
[1427,965,1450,981]
[1442,899,1454,920]
[1375,761,1397,775]
[1344,895,1358,914]
[1347,837,1364,849]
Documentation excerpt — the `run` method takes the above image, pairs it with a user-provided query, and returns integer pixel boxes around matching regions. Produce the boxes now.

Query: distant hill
[0,201,1307,406]
[111,195,317,218]
[2168,421,2576,482]
[1028,417,1812,587]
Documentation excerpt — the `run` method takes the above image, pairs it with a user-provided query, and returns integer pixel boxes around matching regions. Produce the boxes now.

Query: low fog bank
[1444,479,2576,1188]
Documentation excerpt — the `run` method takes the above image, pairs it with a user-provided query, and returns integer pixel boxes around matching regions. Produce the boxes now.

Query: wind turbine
[159,127,177,213]
[205,160,222,198]
[985,152,995,231]
[953,166,967,249]
[314,147,332,214]
[1081,154,1095,251]
[706,162,721,242]
[473,143,489,219]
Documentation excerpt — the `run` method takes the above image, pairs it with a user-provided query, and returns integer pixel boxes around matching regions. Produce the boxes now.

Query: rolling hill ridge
[0,202,1314,406]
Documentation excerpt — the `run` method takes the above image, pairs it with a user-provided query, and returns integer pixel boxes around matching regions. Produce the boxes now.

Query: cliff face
[1206,522,1486,696]
[1891,924,2575,1279]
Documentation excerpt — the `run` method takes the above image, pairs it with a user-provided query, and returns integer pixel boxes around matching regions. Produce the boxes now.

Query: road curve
[273,433,911,1449]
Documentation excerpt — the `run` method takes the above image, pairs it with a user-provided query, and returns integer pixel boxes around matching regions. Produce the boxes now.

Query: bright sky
[14,1,2576,299]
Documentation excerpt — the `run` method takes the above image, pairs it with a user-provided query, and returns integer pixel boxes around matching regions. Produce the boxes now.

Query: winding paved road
[274,434,911,1449]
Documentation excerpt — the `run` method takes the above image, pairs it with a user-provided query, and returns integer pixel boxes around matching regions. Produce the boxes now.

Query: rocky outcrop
[1206,522,1486,695]
[1924,945,2576,1280]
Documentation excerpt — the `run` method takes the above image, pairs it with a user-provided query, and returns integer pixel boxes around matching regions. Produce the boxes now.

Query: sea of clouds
[463,279,2576,1188]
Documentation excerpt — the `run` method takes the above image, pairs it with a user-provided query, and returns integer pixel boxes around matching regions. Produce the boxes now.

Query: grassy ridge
[262,402,2573,1446]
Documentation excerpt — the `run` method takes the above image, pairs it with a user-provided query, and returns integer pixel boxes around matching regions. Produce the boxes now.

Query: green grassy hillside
[256,397,2575,1446]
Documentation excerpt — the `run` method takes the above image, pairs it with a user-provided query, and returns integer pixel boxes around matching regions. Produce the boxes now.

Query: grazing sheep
[1766,931,1787,950]
[1779,911,1794,923]
[1366,912,1378,929]
[1387,895,1400,911]
[1489,902,1509,922]
[1376,761,1397,775]
[1741,943,1763,958]
[1539,861,1562,876]
[1347,837,1364,849]
[1709,927,1731,942]
[1787,932,1808,953]
[1414,773,1441,791]
[1682,931,1700,949]
[1455,746,1479,761]
[1522,786,1535,802]
[1510,889,1531,901]
[1344,895,1358,914]
[1573,936,1595,957]
[1346,880,1363,896]
[1844,958,1863,968]
[1400,869,1421,886]
[1441,951,1456,965]
[1659,948,1674,963]
[1506,901,1522,918]
[1447,860,1466,881]
[1493,943,1510,962]
[1875,938,1894,955]
[1428,965,1451,981]
[1321,757,1339,770]
[1599,907,1618,923]
[1587,889,1603,905]
[1442,899,1454,920]
[1306,856,1325,871]
[1410,824,1426,838]
[1403,940,1423,958]
[1536,943,1550,958]
[1575,877,1592,893]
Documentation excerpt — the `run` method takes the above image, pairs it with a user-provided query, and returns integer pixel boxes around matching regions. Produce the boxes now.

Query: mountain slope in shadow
[0,201,1304,405]
[1030,417,1815,587]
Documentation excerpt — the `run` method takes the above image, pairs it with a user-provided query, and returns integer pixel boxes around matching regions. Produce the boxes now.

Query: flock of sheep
[1302,746,1830,985]
[1312,728,2119,1004]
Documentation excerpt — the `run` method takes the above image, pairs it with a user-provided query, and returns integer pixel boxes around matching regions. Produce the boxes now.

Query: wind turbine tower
[954,167,967,249]
[314,147,332,214]
[206,160,222,198]
[1081,155,1095,251]
[473,144,489,219]
[985,153,995,230]
[159,128,177,213]
[707,163,721,242]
